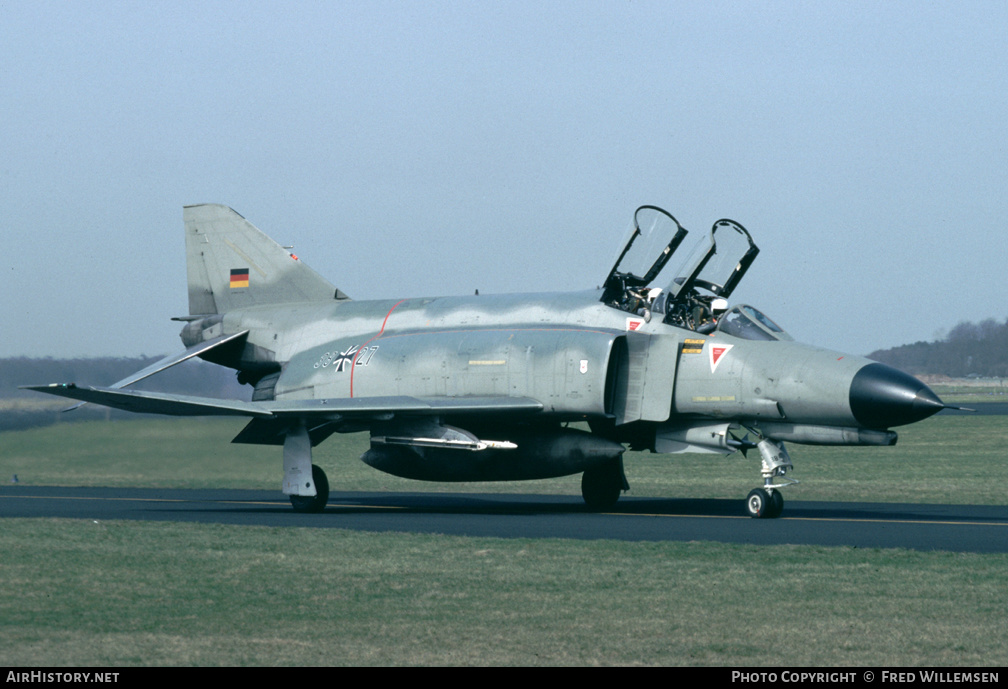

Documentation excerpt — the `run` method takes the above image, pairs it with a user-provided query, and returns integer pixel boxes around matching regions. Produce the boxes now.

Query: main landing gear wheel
[290,464,330,513]
[581,460,625,511]
[745,488,784,519]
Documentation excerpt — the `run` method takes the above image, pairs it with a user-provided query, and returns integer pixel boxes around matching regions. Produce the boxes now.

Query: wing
[22,384,543,446]
[22,383,273,418]
[234,396,543,446]
[24,383,541,416]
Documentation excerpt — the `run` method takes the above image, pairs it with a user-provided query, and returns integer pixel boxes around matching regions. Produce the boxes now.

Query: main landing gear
[284,423,330,513]
[744,438,796,519]
[290,464,330,513]
[581,457,629,511]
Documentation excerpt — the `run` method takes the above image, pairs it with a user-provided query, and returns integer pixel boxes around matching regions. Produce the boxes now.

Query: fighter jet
[25,203,952,518]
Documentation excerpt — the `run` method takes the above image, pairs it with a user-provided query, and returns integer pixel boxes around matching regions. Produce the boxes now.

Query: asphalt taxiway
[2,485,1006,553]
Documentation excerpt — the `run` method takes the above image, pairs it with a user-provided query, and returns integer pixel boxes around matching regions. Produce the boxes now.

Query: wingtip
[19,383,86,411]
[20,382,77,392]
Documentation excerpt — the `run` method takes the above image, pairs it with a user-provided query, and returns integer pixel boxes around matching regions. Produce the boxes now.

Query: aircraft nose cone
[849,362,946,429]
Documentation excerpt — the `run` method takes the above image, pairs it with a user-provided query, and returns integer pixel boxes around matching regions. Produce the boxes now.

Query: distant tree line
[868,317,1008,377]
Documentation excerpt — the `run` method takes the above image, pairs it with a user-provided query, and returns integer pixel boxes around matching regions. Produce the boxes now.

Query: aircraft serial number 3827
[28,203,952,518]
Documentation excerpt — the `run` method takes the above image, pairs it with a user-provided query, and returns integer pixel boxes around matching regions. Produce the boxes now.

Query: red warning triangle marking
[709,344,733,373]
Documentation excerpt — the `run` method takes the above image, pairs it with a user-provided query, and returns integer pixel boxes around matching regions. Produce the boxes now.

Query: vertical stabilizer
[184,204,349,315]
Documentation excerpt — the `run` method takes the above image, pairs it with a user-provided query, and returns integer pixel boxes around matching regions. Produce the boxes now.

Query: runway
[2,485,1006,553]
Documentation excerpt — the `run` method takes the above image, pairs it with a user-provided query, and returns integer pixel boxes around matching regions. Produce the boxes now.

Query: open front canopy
[602,205,763,334]
[601,205,688,307]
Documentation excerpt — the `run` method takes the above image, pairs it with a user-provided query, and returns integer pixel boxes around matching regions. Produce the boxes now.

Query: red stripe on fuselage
[350,299,406,397]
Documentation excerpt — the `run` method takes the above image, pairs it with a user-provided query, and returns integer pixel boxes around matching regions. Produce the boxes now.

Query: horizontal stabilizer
[60,331,249,412]
[109,331,250,388]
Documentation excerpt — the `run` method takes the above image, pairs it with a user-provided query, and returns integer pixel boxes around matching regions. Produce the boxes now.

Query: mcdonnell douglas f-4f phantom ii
[27,203,953,518]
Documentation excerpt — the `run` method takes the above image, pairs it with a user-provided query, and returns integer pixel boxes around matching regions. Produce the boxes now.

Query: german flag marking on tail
[230,268,249,288]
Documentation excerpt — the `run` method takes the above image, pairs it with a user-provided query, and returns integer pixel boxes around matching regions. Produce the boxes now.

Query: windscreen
[716,305,792,341]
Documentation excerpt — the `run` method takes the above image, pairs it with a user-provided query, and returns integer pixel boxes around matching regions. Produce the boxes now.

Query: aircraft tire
[745,488,772,518]
[766,489,784,519]
[581,462,622,511]
[289,464,330,513]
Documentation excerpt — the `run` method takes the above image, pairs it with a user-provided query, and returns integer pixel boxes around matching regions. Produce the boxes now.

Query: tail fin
[184,204,349,315]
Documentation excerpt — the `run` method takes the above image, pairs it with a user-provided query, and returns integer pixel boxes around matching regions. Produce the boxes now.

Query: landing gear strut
[581,457,628,511]
[744,438,795,519]
[283,422,330,513]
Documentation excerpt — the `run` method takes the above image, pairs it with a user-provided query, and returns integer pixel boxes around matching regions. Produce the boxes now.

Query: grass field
[4,413,1006,504]
[1,414,1006,666]
[928,380,1008,405]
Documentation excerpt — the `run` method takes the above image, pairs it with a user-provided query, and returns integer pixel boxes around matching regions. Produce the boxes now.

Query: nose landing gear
[744,438,796,519]
[746,486,784,519]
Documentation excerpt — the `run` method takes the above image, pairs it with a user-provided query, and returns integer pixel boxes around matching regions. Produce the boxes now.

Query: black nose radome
[849,363,945,429]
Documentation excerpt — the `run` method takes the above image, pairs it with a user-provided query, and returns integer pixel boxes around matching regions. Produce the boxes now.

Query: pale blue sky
[3,1,1006,358]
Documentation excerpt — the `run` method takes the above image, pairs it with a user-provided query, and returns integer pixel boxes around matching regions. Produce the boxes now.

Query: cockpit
[602,205,791,342]
[715,304,792,341]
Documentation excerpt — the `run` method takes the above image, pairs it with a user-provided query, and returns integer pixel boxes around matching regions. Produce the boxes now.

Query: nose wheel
[746,487,784,519]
